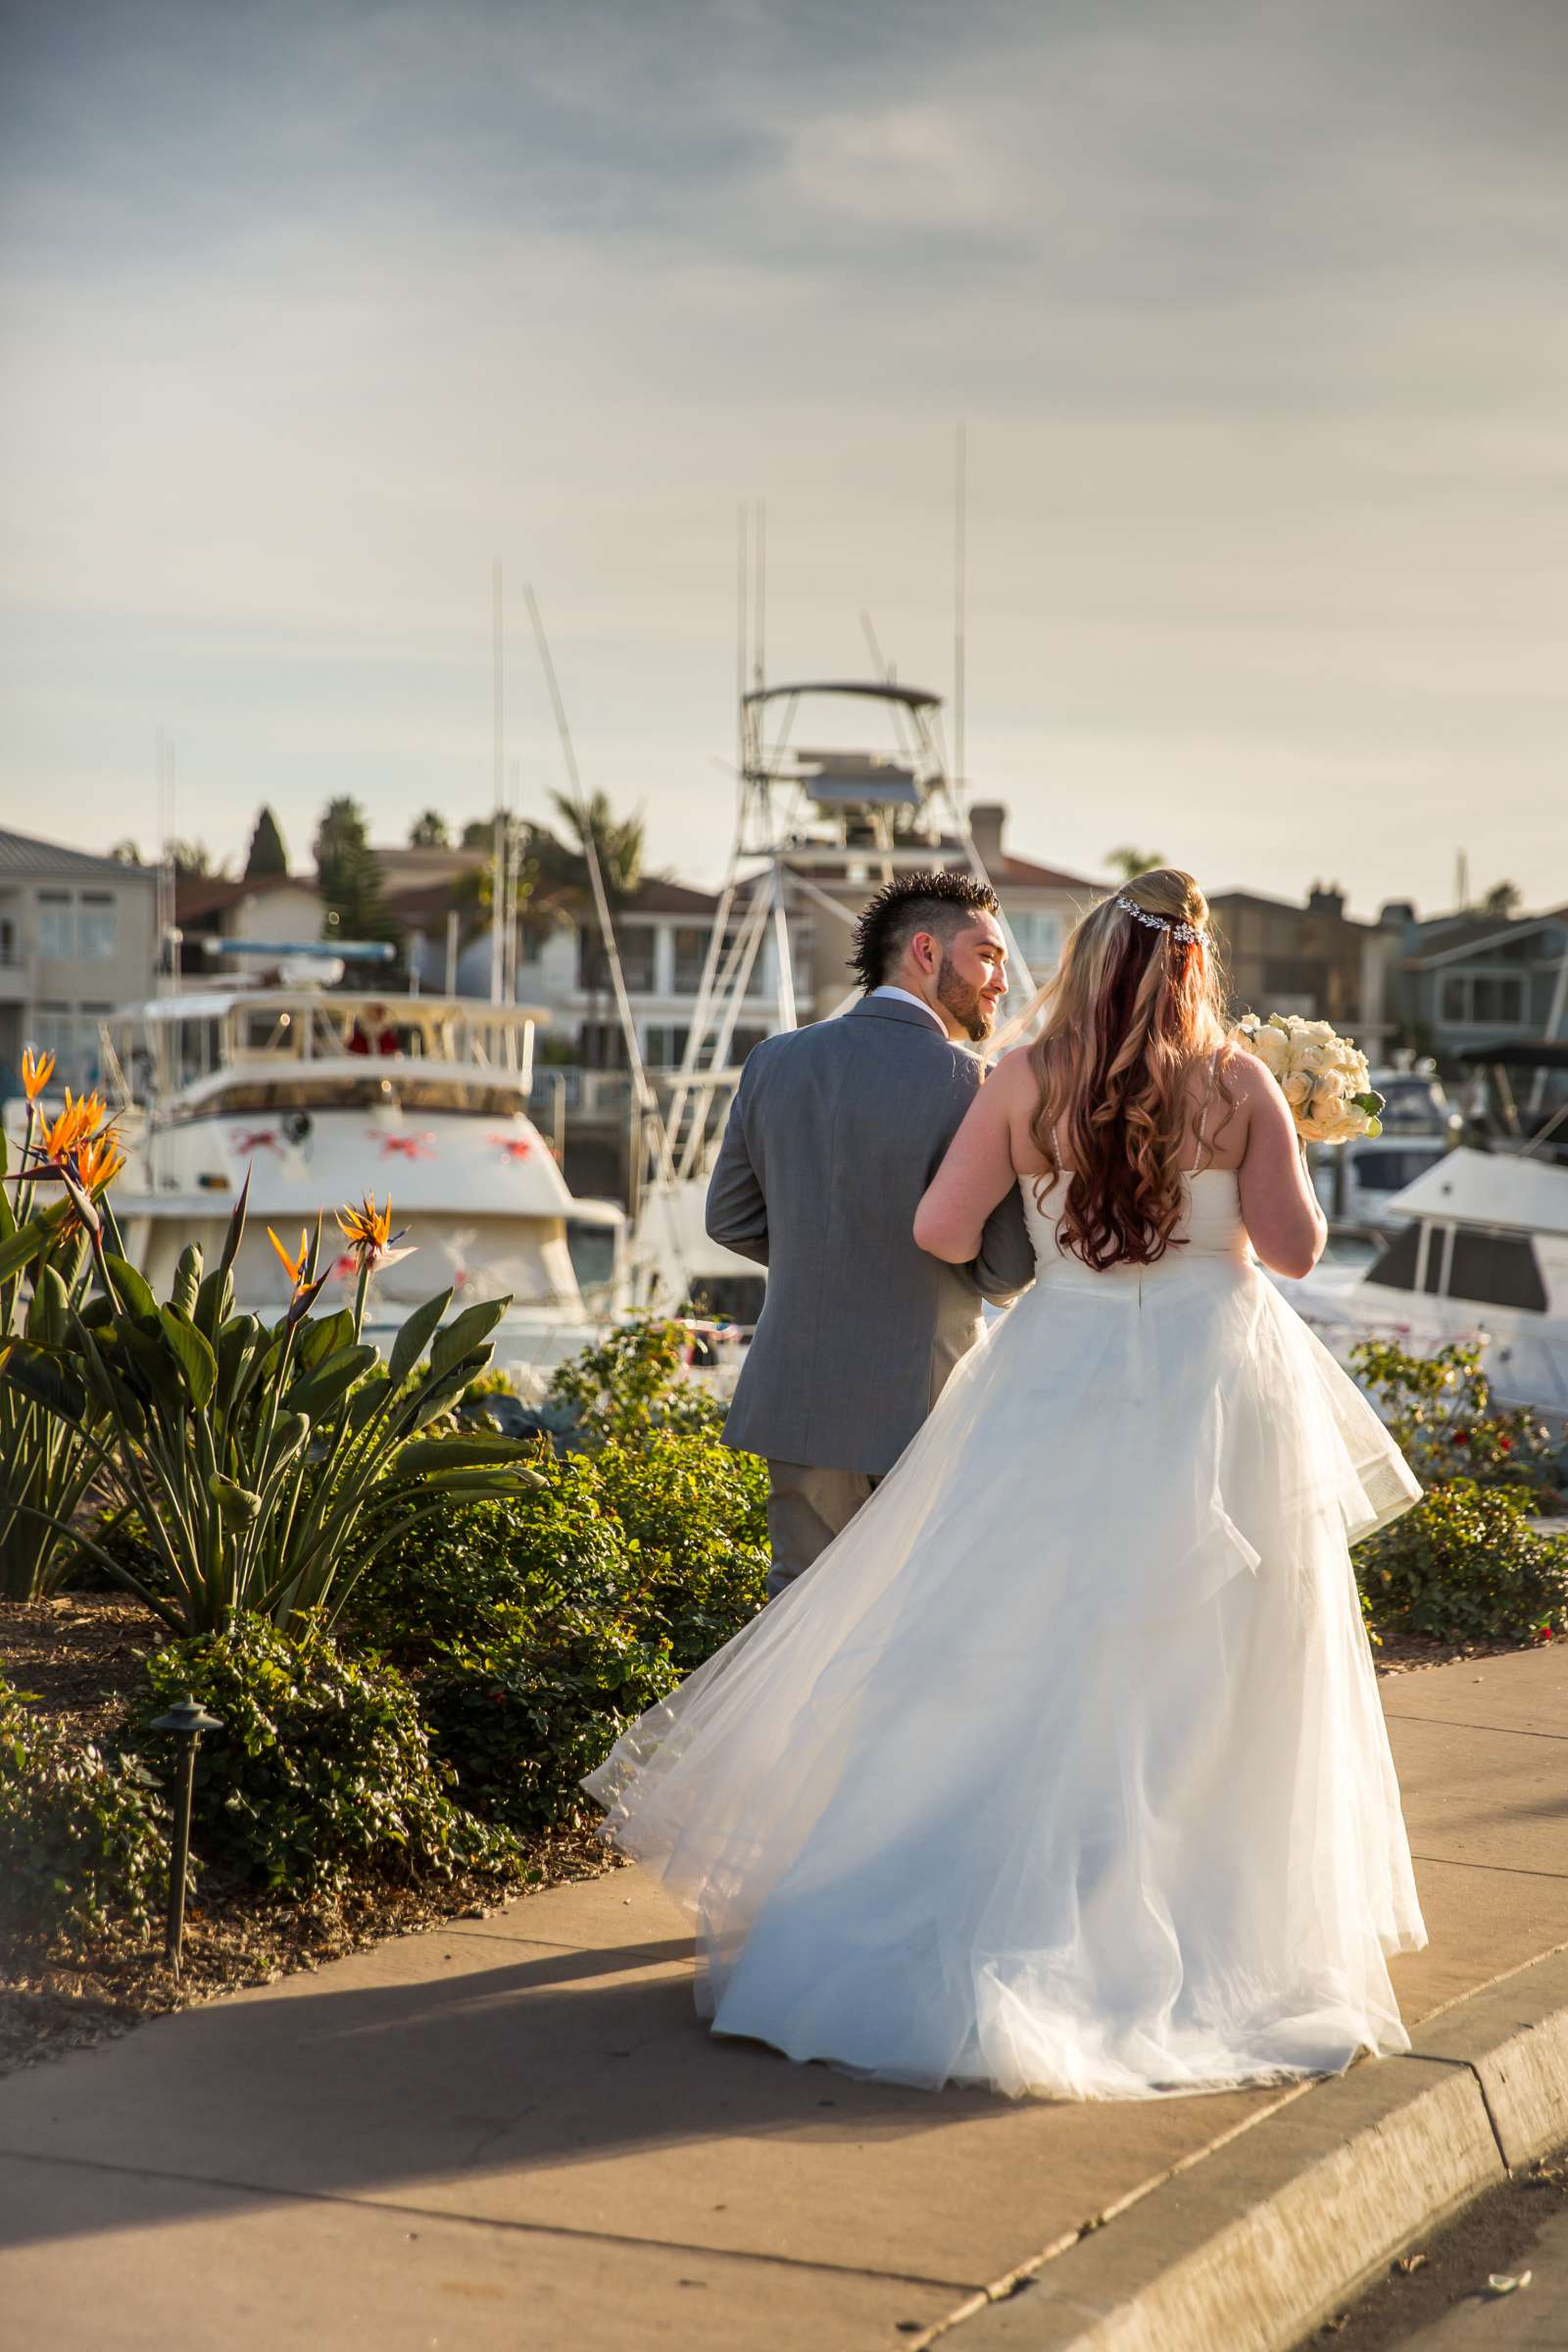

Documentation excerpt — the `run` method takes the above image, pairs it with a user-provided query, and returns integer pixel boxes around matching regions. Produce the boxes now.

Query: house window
[577,1021,626,1070]
[618,927,656,994]
[36,892,74,957]
[28,1005,102,1088]
[1440,972,1526,1026]
[1007,909,1062,973]
[643,1025,692,1069]
[77,893,119,959]
[579,927,655,995]
[671,926,711,994]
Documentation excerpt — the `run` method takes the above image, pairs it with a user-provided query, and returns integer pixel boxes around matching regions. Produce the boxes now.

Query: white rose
[1248,1025,1291,1076]
[1298,1020,1336,1045]
[1284,1071,1314,1109]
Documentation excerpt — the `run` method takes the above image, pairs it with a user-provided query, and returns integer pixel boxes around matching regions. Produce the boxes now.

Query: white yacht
[1309,1068,1461,1235]
[67,985,625,1381]
[1279,1145,1568,1419]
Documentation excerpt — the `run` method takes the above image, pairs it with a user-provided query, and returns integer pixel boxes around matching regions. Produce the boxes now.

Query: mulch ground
[0,1591,620,2079]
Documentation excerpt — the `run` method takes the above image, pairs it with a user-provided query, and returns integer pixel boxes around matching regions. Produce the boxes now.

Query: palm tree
[538,792,646,997]
[1105,846,1167,884]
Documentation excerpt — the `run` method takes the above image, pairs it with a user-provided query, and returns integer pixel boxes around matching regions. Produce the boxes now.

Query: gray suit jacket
[706,995,1036,1476]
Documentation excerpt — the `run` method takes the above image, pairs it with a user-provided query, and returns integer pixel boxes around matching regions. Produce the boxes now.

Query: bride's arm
[1234,1057,1328,1279]
[914,1052,1031,1264]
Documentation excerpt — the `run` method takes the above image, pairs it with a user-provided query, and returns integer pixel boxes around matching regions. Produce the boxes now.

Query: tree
[108,840,144,865]
[166,839,221,878]
[1482,881,1522,918]
[409,809,450,849]
[460,818,493,851]
[243,806,288,879]
[540,791,644,908]
[536,793,645,1000]
[313,797,399,952]
[1105,846,1167,884]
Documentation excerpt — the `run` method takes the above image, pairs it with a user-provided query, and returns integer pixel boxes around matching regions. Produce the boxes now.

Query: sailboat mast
[490,559,506,1006]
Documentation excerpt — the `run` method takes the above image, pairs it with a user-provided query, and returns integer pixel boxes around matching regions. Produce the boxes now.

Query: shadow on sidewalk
[0,1932,1017,2256]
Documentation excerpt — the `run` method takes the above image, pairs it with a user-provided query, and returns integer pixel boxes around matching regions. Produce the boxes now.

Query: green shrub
[347,1454,625,1653]
[1354,1480,1568,1645]
[546,1317,726,1442]
[133,1618,517,1898]
[416,1605,677,1833]
[0,1669,171,1959]
[1351,1338,1565,1507]
[592,1431,768,1670]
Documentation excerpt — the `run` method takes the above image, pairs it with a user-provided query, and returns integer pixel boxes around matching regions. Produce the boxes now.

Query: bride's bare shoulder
[986,1044,1040,1096]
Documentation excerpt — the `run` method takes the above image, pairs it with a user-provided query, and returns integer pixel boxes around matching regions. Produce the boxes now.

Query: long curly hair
[1028,869,1237,1270]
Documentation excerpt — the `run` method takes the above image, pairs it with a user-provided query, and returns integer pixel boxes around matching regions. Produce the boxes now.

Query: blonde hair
[1028,869,1236,1269]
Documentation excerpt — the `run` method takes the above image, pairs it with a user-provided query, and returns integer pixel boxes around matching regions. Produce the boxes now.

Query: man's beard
[936,954,995,1042]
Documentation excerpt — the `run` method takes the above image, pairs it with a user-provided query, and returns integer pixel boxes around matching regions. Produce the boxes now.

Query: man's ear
[909,928,940,977]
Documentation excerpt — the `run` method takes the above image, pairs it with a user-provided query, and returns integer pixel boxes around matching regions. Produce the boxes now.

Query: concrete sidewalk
[2,1645,1567,2351]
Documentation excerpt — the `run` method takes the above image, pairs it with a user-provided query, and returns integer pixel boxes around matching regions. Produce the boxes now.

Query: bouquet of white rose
[1231,1013,1385,1145]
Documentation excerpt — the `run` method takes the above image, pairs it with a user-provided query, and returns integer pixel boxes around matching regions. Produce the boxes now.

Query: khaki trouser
[764,1460,881,1600]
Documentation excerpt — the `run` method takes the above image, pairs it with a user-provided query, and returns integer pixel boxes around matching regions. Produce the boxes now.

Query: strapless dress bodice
[1021,1168,1251,1292]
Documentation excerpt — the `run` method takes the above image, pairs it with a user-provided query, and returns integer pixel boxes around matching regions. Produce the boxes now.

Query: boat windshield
[167,1074,529,1120]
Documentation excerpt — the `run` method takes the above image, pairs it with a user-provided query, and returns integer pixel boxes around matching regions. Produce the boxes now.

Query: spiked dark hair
[850,868,1002,992]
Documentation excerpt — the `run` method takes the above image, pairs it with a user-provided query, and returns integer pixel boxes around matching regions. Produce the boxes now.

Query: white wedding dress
[584,1152,1427,2101]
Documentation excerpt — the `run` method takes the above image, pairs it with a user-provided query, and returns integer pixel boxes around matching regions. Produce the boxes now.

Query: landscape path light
[150,1695,222,1980]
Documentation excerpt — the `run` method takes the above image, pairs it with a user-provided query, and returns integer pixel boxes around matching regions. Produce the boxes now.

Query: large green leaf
[285,1344,377,1421]
[0,1336,88,1423]
[0,1217,54,1286]
[344,1371,394,1431]
[157,1306,219,1410]
[428,1298,508,1381]
[169,1244,203,1321]
[387,1291,453,1389]
[406,1349,491,1432]
[219,1169,251,1276]
[396,1433,539,1476]
[208,1471,262,1522]
[102,1253,158,1322]
[415,1465,546,1494]
[25,1264,70,1349]
[115,1318,186,1414]
[298,1306,355,1371]
[193,1266,234,1343]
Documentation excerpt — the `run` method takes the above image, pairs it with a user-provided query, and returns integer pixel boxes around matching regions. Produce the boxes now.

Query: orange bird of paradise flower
[267,1225,311,1297]
[21,1047,56,1102]
[41,1090,109,1162]
[335,1193,400,1265]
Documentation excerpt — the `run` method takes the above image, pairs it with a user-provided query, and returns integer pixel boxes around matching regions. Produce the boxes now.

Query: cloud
[0,0,1565,915]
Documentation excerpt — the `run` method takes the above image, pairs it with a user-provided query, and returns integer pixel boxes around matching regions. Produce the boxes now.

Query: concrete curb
[920,1948,1568,2352]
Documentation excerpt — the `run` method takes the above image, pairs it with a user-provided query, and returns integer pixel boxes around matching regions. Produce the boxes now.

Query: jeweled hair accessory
[1115,893,1201,945]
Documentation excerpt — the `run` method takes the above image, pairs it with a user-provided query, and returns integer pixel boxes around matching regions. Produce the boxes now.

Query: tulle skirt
[583,1257,1426,2100]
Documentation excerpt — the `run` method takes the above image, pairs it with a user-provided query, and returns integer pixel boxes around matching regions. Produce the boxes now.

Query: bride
[584,870,1425,2101]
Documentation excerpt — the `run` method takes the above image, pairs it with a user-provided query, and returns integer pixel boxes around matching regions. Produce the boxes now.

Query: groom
[707,869,1035,1597]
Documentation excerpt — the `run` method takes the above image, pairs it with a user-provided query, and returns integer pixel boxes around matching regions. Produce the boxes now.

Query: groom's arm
[706,1073,769,1265]
[969,1187,1034,1304]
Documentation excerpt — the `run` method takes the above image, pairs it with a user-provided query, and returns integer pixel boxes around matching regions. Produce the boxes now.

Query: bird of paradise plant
[0,1066,128,1598]
[2,1174,540,1635]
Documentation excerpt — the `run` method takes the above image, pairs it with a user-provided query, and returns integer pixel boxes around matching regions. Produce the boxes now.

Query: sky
[1,0,1565,917]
